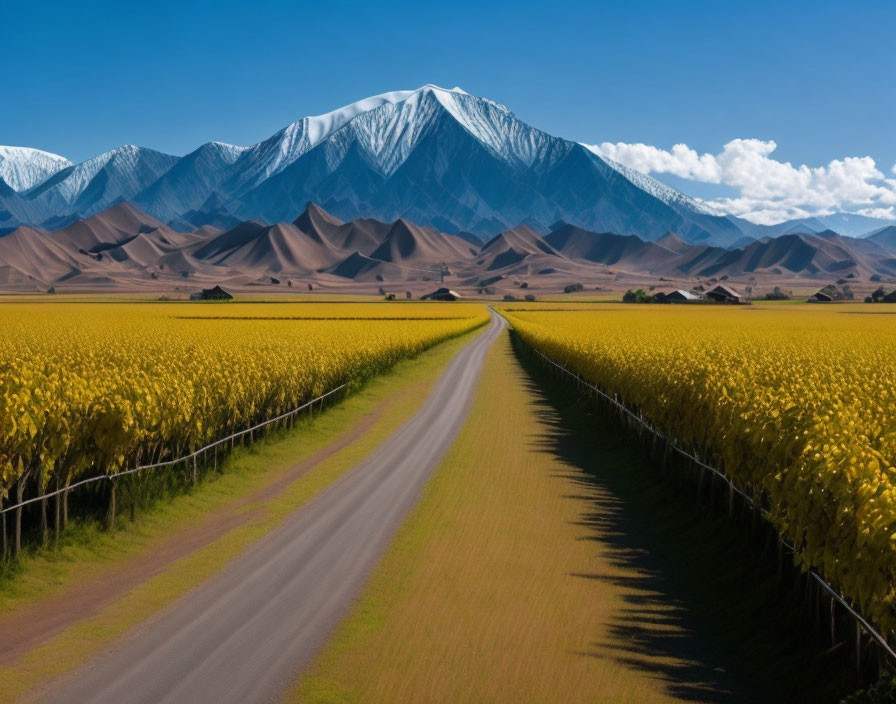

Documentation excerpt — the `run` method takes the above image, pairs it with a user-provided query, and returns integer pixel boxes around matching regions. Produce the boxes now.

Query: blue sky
[4,0,895,222]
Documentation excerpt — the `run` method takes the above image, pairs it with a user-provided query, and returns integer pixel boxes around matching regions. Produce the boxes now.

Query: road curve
[37,310,505,704]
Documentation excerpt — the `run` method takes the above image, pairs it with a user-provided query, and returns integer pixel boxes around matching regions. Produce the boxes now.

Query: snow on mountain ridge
[205,141,249,162]
[319,86,557,177]
[22,145,181,223]
[224,85,473,190]
[0,146,72,192]
[29,145,178,203]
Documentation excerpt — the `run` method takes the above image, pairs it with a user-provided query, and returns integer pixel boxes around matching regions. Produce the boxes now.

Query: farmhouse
[808,290,834,303]
[666,289,701,303]
[190,285,233,301]
[421,287,462,301]
[706,284,746,304]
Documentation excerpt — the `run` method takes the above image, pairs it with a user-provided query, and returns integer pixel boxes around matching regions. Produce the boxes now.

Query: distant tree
[503,294,517,302]
[384,293,396,301]
[307,283,313,291]
[405,290,412,300]
[563,283,584,294]
[623,289,651,303]
[764,286,790,300]
[820,283,854,301]
[524,294,536,302]
[520,282,529,289]
[287,279,293,287]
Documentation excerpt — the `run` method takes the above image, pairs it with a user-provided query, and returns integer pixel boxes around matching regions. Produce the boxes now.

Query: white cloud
[585,139,896,225]
[857,207,896,220]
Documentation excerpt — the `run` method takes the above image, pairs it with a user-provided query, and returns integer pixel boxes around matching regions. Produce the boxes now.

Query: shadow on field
[510,337,853,704]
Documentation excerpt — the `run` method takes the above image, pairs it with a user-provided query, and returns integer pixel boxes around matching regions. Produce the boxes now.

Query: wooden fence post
[1,495,6,562]
[108,481,116,529]
[55,474,61,551]
[830,597,836,645]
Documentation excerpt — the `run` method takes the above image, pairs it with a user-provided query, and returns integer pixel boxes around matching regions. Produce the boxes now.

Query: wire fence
[0,383,347,518]
[518,337,896,674]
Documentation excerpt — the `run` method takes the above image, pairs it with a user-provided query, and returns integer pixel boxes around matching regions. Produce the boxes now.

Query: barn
[666,289,701,303]
[190,285,233,301]
[421,287,462,301]
[705,284,746,304]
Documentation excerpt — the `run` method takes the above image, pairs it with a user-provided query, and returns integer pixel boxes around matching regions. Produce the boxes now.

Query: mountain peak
[293,202,344,234]
[0,145,72,192]
[656,232,690,253]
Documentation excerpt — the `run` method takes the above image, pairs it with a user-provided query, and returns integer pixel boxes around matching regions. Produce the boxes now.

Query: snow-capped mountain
[0,146,71,192]
[0,85,752,244]
[27,145,178,203]
[235,85,741,242]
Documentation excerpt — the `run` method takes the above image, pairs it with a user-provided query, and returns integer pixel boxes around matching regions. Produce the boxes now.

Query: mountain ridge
[3,201,895,293]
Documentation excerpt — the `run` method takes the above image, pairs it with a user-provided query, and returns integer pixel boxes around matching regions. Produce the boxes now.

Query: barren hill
[2,201,896,294]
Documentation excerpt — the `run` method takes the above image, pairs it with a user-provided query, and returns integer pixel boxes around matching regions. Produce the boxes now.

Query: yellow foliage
[0,301,487,494]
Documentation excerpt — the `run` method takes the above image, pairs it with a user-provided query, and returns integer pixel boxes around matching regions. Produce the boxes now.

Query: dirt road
[37,311,504,704]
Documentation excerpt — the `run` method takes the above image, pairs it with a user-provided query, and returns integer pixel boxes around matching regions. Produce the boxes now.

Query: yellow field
[502,302,896,632]
[0,302,488,541]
